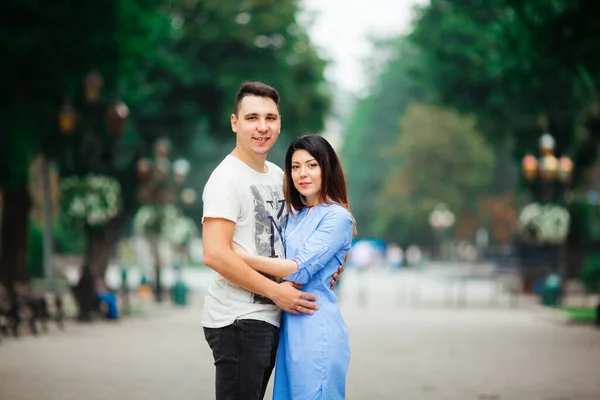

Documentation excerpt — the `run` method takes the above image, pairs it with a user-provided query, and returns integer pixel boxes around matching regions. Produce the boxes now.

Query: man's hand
[330,265,345,290]
[272,281,318,315]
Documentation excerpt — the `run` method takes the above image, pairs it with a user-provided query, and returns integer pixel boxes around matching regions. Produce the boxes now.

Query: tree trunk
[0,189,33,333]
[73,214,123,321]
[150,236,163,303]
[94,214,123,287]
[88,229,106,286]
[0,188,32,296]
[72,228,98,322]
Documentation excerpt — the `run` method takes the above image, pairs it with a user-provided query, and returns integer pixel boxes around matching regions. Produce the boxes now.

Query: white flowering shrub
[60,175,121,229]
[163,215,198,248]
[133,204,178,237]
[133,204,198,248]
[518,202,570,245]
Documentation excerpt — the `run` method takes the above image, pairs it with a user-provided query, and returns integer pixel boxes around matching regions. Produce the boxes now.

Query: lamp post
[59,71,129,173]
[57,69,129,321]
[428,203,456,261]
[83,69,103,104]
[522,134,573,203]
[136,138,190,303]
[521,133,573,304]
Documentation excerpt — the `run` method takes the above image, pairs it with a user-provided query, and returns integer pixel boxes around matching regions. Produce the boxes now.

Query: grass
[559,307,597,322]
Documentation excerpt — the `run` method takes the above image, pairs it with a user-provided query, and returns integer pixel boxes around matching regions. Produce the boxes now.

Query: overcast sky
[301,0,428,94]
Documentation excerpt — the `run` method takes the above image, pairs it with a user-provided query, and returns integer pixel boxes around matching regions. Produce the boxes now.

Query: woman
[233,134,355,399]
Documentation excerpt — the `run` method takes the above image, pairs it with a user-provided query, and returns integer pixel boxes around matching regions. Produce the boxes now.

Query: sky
[301,0,428,95]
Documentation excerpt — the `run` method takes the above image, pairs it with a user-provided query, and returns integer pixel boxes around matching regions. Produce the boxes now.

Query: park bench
[0,284,64,340]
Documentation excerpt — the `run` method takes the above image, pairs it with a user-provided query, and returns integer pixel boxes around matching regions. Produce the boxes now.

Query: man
[202,81,341,400]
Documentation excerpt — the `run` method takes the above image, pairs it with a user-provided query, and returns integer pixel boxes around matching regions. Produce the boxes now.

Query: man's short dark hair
[233,81,280,116]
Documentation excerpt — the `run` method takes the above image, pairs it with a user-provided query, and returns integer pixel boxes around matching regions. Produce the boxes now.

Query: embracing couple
[201,81,355,400]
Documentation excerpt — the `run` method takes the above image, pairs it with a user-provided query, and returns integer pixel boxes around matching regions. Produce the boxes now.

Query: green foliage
[342,38,434,236]
[580,252,600,294]
[134,203,198,247]
[124,0,330,224]
[1,0,329,292]
[1,0,329,214]
[568,200,600,244]
[53,219,87,254]
[372,104,494,243]
[131,0,329,152]
[133,204,179,237]
[28,219,86,278]
[163,215,199,249]
[559,307,597,322]
[0,0,170,195]
[27,222,44,278]
[341,0,600,243]
[408,0,599,162]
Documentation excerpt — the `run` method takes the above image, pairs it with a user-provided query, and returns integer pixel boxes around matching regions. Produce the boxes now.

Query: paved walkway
[1,295,599,399]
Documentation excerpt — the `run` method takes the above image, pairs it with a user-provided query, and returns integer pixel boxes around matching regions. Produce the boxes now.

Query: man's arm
[202,217,318,315]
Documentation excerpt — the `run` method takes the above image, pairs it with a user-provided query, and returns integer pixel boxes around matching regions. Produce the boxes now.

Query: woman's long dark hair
[283,135,351,215]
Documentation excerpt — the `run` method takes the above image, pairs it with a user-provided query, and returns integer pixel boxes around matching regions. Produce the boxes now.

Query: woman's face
[291,149,322,207]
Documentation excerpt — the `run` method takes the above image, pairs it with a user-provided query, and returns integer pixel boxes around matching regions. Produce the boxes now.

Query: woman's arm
[285,208,354,285]
[233,243,299,279]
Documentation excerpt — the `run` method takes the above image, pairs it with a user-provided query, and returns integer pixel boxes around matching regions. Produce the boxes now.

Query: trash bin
[171,279,188,306]
[540,273,561,307]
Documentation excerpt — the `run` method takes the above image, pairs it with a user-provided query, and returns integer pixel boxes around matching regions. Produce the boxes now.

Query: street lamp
[106,101,130,137]
[136,138,191,303]
[181,188,197,206]
[521,133,573,305]
[58,101,77,135]
[558,156,574,184]
[428,203,456,260]
[83,70,103,103]
[56,69,129,321]
[522,133,573,203]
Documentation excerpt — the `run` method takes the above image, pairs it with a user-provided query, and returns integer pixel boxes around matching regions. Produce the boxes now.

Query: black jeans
[204,319,279,400]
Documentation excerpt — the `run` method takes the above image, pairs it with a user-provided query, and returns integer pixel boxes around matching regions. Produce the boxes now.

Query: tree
[341,38,434,237]
[114,0,330,227]
[407,0,600,275]
[1,0,330,320]
[342,0,600,247]
[0,0,172,319]
[408,0,600,173]
[579,252,600,326]
[373,104,495,245]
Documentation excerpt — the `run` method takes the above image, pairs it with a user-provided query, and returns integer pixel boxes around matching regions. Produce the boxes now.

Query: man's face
[231,95,281,156]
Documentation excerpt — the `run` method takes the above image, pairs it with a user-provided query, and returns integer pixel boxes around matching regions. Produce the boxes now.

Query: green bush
[27,218,86,281]
[570,201,600,244]
[53,219,86,254]
[580,252,600,294]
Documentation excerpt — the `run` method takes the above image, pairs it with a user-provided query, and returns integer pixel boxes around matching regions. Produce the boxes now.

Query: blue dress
[273,203,354,400]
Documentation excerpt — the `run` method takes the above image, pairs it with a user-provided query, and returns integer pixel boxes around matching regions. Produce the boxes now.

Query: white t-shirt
[201,155,287,328]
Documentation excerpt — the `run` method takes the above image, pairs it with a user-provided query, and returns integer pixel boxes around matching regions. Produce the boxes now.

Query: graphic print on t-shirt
[250,184,286,304]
